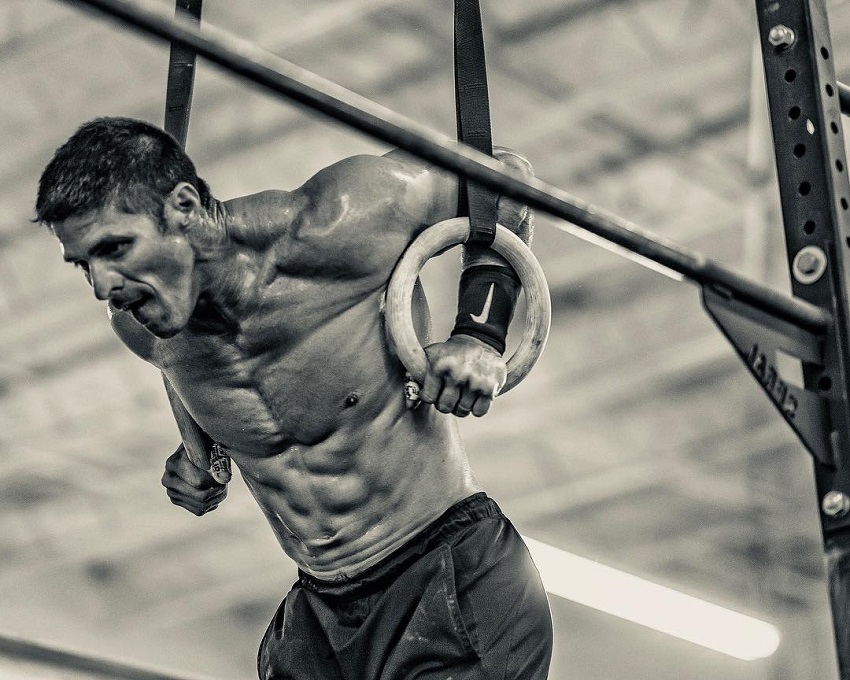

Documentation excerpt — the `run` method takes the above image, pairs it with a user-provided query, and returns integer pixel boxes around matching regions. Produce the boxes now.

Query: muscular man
[35,117,553,679]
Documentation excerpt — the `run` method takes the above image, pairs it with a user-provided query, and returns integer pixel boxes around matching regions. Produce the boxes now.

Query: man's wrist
[448,332,503,353]
[450,264,520,355]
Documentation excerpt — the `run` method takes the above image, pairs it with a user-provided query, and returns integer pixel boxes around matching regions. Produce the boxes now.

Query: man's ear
[163,182,202,232]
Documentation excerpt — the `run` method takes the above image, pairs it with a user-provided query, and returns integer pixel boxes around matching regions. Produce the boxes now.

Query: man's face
[53,206,198,338]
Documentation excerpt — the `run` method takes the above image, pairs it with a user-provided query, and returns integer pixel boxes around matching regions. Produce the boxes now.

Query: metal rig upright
[751,1,850,676]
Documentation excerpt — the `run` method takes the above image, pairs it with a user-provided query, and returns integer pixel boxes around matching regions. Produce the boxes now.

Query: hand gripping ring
[385,217,551,394]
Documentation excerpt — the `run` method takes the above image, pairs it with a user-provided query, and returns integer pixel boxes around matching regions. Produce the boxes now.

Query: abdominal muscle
[233,400,481,580]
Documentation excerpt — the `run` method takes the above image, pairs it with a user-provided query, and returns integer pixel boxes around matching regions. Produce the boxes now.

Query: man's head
[35,116,210,226]
[36,117,214,338]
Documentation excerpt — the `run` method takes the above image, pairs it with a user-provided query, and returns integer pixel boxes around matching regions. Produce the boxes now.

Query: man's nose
[90,262,123,301]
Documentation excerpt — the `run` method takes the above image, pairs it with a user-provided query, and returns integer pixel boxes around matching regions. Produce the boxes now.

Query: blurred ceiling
[2,0,850,678]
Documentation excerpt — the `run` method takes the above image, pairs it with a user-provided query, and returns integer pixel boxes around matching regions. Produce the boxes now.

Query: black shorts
[257,493,553,679]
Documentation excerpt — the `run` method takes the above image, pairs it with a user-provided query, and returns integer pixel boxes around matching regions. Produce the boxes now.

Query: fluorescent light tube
[523,536,781,661]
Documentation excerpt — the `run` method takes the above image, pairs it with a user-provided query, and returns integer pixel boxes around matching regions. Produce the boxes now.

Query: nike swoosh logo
[470,283,495,324]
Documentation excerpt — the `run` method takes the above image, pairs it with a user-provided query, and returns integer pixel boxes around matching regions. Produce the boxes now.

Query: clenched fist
[417,334,506,417]
[162,444,228,516]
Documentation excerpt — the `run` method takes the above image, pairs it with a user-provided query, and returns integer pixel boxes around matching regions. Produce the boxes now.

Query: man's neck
[187,206,259,334]
[186,291,241,335]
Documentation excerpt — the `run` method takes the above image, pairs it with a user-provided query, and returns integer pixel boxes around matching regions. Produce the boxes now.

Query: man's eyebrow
[58,216,99,262]
[62,242,95,263]
[62,235,128,262]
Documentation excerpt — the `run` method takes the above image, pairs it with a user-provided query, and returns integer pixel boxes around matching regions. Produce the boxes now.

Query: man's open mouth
[123,298,144,312]
[118,294,150,316]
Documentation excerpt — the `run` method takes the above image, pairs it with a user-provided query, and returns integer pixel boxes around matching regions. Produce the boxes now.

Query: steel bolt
[768,24,796,50]
[822,490,850,518]
[792,245,827,284]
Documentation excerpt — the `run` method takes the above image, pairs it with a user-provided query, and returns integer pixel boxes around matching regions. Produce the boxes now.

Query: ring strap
[161,0,222,473]
[454,0,498,247]
[164,0,202,147]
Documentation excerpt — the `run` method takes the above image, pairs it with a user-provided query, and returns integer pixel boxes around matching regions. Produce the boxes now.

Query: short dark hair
[35,117,211,226]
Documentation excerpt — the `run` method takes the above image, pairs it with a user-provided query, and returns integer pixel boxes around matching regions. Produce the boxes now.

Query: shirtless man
[35,117,553,679]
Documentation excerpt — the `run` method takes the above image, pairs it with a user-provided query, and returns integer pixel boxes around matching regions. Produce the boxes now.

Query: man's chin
[140,316,184,339]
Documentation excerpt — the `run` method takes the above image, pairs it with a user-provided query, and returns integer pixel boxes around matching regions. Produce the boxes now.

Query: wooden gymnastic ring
[386,217,551,394]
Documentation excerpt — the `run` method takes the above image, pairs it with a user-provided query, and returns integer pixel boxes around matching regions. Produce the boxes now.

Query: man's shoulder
[222,155,408,225]
[302,153,421,200]
[221,190,300,247]
[222,153,438,263]
[224,190,293,216]
[325,152,409,176]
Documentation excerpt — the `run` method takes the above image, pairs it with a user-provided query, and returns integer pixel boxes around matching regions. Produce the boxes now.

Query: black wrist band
[451,264,520,355]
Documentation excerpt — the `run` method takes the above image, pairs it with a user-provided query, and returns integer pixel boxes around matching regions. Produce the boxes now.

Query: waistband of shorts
[297,492,502,599]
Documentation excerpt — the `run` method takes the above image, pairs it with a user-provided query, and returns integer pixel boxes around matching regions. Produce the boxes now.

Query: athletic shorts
[257,492,553,679]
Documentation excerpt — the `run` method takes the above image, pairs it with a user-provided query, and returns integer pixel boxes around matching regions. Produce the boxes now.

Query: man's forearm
[452,206,532,355]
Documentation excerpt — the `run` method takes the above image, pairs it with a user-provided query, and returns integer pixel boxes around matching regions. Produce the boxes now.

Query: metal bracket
[702,284,831,465]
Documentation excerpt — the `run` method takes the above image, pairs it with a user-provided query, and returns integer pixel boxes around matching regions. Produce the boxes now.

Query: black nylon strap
[161,1,220,466]
[164,0,202,147]
[454,0,497,247]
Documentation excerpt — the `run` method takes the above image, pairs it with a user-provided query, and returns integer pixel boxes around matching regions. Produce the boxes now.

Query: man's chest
[155,290,388,450]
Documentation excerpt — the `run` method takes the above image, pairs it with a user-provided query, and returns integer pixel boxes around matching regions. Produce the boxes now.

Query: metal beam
[754,2,850,677]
